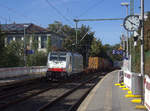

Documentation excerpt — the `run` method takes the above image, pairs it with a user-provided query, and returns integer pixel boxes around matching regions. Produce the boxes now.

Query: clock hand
[128,20,138,26]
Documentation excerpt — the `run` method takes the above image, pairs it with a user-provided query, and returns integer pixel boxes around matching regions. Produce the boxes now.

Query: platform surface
[78,70,146,111]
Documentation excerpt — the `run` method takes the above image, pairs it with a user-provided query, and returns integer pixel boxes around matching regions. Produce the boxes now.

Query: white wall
[0,66,47,79]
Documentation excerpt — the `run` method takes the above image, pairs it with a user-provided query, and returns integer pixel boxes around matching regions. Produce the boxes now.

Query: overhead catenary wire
[0,16,9,24]
[58,0,75,20]
[74,17,124,43]
[78,0,105,18]
[0,3,40,25]
[45,0,74,27]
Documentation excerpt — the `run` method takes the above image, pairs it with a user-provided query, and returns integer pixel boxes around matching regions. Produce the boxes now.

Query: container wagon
[88,57,112,72]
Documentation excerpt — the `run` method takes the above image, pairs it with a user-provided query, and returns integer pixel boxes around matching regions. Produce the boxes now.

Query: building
[0,23,64,52]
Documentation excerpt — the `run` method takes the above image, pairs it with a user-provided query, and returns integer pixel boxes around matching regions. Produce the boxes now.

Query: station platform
[77,70,146,111]
[0,73,45,85]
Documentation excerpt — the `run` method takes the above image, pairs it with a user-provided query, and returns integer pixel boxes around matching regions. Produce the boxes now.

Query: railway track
[0,77,45,92]
[0,80,62,109]
[0,72,105,111]
[37,75,102,111]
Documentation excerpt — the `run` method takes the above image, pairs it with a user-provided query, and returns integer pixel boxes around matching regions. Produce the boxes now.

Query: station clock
[123,15,141,32]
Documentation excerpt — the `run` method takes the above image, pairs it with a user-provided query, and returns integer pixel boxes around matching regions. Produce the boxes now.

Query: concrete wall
[123,71,142,95]
[0,66,47,79]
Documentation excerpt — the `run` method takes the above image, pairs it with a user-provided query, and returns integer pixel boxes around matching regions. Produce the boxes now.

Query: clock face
[123,15,141,32]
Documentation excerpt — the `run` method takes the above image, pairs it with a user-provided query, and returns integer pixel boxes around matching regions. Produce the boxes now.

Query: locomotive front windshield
[50,52,66,61]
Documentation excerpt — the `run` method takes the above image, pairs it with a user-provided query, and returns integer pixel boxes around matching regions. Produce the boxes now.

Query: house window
[41,36,47,48]
[7,36,13,44]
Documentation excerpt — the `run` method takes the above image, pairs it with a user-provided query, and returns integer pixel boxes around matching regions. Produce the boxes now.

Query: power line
[0,3,40,24]
[0,16,8,23]
[78,0,105,18]
[58,1,75,20]
[45,0,74,27]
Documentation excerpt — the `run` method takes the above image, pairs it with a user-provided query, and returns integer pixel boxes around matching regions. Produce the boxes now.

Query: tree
[0,29,5,54]
[90,38,102,57]
[31,35,38,51]
[47,36,52,52]
[48,21,63,34]
[2,41,24,67]
[27,51,47,66]
[0,28,6,67]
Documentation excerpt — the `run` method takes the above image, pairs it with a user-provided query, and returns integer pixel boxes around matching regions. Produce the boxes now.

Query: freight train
[46,51,83,80]
[46,51,112,80]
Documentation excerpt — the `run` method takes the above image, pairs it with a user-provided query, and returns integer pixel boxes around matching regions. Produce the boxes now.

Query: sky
[0,0,150,45]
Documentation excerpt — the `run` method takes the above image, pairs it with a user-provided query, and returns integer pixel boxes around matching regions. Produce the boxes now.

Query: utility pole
[75,21,78,44]
[130,0,134,71]
[140,0,144,104]
[24,27,26,67]
[24,24,29,67]
[130,0,134,15]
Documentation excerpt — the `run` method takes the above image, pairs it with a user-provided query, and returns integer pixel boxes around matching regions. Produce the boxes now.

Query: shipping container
[88,57,112,72]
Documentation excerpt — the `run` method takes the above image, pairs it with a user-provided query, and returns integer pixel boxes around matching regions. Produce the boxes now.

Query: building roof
[0,23,49,34]
[0,23,66,38]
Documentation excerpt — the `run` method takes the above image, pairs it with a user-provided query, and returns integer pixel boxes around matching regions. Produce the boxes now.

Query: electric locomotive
[46,51,83,80]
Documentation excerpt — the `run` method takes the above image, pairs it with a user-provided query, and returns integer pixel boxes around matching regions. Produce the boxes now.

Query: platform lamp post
[121,2,129,59]
[23,24,29,67]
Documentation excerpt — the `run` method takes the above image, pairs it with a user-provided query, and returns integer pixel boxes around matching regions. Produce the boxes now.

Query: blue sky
[0,0,150,45]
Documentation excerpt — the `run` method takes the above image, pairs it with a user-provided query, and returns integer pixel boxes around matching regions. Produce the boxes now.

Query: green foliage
[130,12,150,74]
[27,51,47,66]
[31,35,38,50]
[47,36,52,52]
[48,21,63,34]
[0,38,47,67]
[1,41,24,67]
[90,38,102,57]
[0,29,5,54]
[0,28,6,67]
[144,12,150,75]
[131,37,140,73]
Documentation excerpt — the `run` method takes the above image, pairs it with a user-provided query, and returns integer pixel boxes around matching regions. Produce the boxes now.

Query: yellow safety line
[120,85,126,88]
[128,91,132,94]
[131,99,141,103]
[121,82,124,85]
[114,83,121,86]
[125,94,141,98]
[135,105,147,109]
[122,88,129,90]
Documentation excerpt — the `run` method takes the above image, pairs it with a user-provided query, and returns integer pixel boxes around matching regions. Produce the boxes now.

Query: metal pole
[24,27,26,67]
[75,21,78,44]
[140,0,144,104]
[126,5,129,59]
[129,32,132,71]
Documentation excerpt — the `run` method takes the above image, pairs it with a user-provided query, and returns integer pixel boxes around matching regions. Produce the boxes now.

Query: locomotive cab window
[59,52,66,61]
[50,56,58,61]
[59,56,66,61]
